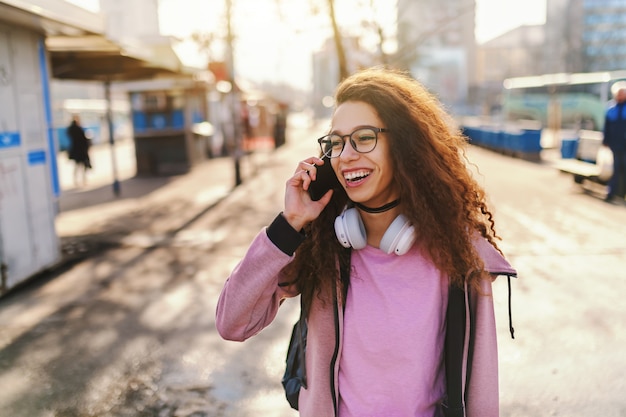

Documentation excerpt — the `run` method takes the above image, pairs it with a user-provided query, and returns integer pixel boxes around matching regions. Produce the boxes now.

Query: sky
[475,0,546,43]
[69,0,546,89]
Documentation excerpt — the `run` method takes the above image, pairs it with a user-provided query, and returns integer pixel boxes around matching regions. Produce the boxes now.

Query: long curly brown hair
[284,67,501,309]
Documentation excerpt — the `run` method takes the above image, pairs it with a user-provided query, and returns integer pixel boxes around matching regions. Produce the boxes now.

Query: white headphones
[334,207,417,255]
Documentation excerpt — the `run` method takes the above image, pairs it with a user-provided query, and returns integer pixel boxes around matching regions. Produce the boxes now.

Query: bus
[502,70,626,131]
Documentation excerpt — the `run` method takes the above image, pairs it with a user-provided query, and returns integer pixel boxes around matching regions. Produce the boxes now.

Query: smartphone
[308,157,341,201]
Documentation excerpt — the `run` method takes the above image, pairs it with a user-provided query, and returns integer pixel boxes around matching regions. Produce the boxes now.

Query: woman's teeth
[344,171,370,182]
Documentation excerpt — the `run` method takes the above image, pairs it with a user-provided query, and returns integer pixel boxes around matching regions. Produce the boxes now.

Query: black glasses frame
[317,126,389,158]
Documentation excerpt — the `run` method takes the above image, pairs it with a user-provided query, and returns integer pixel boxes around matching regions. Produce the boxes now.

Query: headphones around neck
[334,207,417,255]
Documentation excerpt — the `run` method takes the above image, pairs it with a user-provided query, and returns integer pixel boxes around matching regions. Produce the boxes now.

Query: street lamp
[104,80,120,196]
[226,0,242,186]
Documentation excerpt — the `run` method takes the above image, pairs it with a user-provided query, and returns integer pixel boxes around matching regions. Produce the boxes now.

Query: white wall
[0,23,60,291]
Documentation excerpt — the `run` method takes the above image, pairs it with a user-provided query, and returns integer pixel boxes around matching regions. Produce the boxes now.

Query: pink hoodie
[216,229,517,417]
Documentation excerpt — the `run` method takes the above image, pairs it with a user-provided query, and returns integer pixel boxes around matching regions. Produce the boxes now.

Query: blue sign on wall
[0,132,21,148]
[28,150,47,165]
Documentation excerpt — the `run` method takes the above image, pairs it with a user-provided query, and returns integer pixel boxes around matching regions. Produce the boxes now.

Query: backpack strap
[444,284,466,417]
[330,248,352,414]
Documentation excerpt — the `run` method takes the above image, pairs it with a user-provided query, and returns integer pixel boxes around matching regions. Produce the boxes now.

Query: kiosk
[129,77,216,176]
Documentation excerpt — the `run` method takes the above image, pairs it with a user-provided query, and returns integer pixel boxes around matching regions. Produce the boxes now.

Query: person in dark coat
[602,81,626,201]
[67,115,92,187]
[274,102,288,148]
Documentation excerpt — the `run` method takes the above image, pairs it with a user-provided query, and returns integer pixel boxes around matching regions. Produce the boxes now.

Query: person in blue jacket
[602,81,626,201]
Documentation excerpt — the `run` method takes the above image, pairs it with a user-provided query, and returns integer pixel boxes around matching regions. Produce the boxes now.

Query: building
[395,0,477,112]
[312,36,374,119]
[475,25,546,115]
[580,0,626,72]
[544,0,626,73]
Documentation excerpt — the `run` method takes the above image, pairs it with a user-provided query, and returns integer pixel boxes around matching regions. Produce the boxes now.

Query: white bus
[502,70,626,131]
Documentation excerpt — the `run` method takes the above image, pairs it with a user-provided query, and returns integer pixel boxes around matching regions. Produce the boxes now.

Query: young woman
[216,67,516,417]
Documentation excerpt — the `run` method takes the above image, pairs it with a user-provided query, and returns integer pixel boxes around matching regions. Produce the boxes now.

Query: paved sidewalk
[54,117,322,265]
[1,117,325,417]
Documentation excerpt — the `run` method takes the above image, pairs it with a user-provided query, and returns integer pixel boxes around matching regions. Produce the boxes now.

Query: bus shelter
[0,0,185,294]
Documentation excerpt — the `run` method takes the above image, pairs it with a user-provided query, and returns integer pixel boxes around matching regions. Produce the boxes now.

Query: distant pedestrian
[216,67,517,417]
[274,102,288,147]
[67,115,92,187]
[602,81,626,201]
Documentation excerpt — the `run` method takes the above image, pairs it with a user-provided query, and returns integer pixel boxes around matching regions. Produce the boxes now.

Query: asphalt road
[1,120,625,417]
[468,147,626,417]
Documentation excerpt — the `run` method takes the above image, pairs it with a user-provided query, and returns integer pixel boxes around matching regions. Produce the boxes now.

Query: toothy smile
[344,170,371,183]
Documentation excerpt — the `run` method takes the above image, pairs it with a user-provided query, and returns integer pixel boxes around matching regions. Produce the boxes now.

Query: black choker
[354,199,400,214]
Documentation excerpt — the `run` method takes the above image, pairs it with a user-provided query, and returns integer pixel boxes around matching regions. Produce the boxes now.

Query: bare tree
[298,0,349,80]
[192,0,391,82]
[188,5,230,68]
[274,0,392,80]
[191,31,218,63]
[326,0,349,80]
[390,1,474,69]
[355,0,396,66]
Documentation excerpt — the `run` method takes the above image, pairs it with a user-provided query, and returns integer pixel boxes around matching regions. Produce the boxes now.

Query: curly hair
[284,67,501,309]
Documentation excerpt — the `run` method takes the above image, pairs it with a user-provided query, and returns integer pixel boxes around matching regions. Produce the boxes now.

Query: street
[1,117,626,417]
[468,146,626,417]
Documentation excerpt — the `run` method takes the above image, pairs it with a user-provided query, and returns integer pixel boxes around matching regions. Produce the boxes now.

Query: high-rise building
[581,0,626,71]
[545,0,626,73]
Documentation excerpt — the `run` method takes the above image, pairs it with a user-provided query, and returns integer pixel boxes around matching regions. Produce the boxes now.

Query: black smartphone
[308,157,341,201]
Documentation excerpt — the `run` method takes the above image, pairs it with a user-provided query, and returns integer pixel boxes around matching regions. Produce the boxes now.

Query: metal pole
[105,80,121,196]
[226,0,242,186]
[0,223,6,294]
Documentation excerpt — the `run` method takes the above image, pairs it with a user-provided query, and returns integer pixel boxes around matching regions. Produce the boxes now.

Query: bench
[555,129,614,185]
[577,129,603,163]
[555,158,602,184]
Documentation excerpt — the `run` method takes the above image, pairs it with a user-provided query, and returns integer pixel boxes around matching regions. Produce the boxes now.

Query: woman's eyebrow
[328,125,374,135]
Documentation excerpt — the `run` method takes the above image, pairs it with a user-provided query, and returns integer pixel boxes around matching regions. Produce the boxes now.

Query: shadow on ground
[59,175,175,213]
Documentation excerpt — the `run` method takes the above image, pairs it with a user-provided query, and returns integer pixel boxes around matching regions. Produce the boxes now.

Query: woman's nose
[340,139,359,159]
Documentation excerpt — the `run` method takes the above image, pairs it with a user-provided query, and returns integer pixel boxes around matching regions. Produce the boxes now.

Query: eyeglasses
[317,126,389,158]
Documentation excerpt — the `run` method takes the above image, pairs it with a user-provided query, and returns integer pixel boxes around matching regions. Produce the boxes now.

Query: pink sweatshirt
[339,244,448,416]
[216,225,517,417]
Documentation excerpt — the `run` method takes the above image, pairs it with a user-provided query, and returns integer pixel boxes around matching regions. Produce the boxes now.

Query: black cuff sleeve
[266,213,306,256]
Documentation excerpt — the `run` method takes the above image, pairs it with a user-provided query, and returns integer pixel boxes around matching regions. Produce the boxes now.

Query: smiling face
[330,101,399,207]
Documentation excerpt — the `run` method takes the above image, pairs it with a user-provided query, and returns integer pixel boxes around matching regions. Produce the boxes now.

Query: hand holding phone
[308,157,341,201]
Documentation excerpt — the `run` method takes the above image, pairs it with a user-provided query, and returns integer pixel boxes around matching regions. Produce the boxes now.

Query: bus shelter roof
[0,0,186,82]
[46,35,186,82]
[0,0,104,37]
